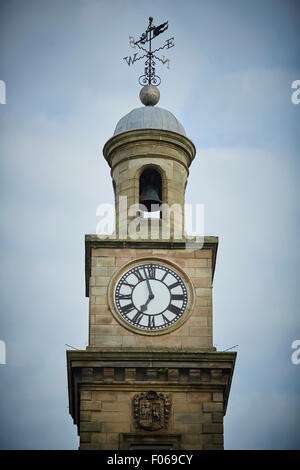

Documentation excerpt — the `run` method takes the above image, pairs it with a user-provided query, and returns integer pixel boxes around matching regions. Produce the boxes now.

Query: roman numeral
[133,269,144,282]
[161,313,170,324]
[122,280,135,288]
[117,293,132,300]
[170,294,184,301]
[168,281,181,290]
[148,315,155,328]
[147,265,156,279]
[120,303,135,315]
[168,304,182,316]
[132,312,143,324]
[161,271,168,282]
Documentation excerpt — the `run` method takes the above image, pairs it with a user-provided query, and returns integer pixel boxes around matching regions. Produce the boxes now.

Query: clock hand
[143,267,154,299]
[140,267,155,312]
[140,296,152,312]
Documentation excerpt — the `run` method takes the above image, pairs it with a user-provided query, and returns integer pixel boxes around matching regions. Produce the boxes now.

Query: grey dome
[113,106,186,137]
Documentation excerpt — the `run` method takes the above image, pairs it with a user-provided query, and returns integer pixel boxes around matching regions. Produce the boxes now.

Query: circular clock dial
[114,263,188,331]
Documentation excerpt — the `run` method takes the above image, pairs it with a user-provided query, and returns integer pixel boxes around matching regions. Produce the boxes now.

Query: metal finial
[123,17,175,87]
[139,85,160,106]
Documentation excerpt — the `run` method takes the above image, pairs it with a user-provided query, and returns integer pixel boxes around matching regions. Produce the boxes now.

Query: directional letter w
[123,53,138,66]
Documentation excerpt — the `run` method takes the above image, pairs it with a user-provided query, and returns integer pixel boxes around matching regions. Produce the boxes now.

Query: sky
[0,0,299,450]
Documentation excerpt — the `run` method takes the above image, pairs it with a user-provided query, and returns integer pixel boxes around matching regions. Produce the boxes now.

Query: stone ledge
[102,128,196,170]
[66,349,236,434]
[67,348,234,361]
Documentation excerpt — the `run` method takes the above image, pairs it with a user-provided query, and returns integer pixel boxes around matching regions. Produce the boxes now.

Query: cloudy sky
[0,0,299,449]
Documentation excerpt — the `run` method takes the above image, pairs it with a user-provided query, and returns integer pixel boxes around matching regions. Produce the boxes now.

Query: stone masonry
[86,238,217,351]
[67,350,236,450]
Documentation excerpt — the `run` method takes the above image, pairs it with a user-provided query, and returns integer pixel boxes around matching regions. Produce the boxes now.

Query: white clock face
[114,263,188,331]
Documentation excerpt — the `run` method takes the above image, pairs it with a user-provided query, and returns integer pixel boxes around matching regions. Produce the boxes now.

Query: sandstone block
[90,335,122,347]
[80,401,102,411]
[80,432,91,443]
[212,413,224,423]
[80,391,92,400]
[101,402,130,413]
[187,392,212,402]
[194,250,211,258]
[189,326,211,337]
[92,391,116,402]
[80,411,91,422]
[213,392,223,402]
[95,276,111,286]
[90,287,107,296]
[95,296,109,305]
[174,413,205,424]
[181,336,209,348]
[95,412,129,423]
[80,422,101,432]
[202,423,223,434]
[99,417,130,433]
[186,259,208,267]
[203,402,223,413]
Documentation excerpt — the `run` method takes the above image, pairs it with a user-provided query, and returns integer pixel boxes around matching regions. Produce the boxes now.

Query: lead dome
[113,85,186,137]
[113,107,186,137]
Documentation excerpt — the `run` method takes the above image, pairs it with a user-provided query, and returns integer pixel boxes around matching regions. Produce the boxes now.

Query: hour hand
[140,297,152,312]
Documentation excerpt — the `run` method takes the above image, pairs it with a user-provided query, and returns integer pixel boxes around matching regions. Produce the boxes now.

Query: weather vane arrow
[123,16,175,87]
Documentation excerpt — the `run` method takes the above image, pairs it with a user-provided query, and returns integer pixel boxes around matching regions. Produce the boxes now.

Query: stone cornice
[102,129,196,171]
[66,349,236,431]
[67,349,235,362]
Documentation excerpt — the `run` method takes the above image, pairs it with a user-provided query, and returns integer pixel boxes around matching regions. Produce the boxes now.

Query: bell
[139,186,162,212]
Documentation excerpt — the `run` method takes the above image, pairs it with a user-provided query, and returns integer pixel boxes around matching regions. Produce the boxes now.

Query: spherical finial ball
[139,85,160,106]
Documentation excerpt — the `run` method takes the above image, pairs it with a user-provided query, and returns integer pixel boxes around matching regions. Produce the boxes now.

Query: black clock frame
[114,263,188,331]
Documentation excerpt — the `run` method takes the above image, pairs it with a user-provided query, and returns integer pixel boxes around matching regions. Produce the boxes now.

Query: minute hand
[143,267,154,299]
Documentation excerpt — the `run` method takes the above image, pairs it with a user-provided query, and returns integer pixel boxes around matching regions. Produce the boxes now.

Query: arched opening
[139,168,162,215]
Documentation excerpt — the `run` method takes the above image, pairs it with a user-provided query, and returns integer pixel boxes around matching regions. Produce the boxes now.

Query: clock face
[114,263,188,331]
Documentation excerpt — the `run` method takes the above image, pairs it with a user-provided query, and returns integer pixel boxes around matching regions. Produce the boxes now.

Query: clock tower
[67,23,236,449]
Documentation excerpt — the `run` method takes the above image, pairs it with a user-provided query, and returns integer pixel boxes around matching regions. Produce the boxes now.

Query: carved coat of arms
[133,391,171,431]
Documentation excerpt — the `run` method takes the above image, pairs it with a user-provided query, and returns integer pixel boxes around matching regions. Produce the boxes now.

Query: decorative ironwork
[123,17,174,87]
[133,391,171,431]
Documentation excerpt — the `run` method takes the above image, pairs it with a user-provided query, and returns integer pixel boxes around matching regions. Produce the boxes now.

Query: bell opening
[139,168,162,213]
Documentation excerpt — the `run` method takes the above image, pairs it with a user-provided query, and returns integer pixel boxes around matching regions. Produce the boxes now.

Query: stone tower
[67,85,236,450]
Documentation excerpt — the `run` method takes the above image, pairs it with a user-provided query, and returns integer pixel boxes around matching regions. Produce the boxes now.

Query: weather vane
[123,16,175,87]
